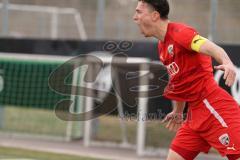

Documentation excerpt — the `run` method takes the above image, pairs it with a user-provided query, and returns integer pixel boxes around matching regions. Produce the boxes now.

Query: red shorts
[171,87,240,157]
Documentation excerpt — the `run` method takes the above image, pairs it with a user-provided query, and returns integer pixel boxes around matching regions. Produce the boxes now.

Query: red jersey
[158,22,218,102]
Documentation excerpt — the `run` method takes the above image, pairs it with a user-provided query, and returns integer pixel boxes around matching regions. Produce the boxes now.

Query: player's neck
[154,20,170,41]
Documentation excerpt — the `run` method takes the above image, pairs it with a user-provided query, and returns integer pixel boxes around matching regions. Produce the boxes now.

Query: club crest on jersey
[219,133,230,146]
[167,44,174,56]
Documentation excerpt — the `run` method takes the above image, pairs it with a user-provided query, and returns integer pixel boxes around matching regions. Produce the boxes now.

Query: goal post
[75,52,168,156]
[0,3,87,39]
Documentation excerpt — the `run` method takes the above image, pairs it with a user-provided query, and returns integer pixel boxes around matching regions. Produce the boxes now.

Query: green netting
[0,60,71,109]
[0,55,83,139]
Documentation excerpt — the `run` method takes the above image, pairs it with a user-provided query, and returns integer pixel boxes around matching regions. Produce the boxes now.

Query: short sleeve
[174,27,198,51]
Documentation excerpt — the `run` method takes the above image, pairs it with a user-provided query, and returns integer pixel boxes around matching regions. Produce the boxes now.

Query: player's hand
[161,111,183,132]
[214,63,237,87]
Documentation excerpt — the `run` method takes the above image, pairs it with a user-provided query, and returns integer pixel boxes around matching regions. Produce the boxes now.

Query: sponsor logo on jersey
[167,62,179,76]
[167,44,174,56]
[219,133,230,146]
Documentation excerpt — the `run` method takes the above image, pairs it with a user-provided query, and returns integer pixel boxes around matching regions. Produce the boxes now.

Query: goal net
[0,52,83,140]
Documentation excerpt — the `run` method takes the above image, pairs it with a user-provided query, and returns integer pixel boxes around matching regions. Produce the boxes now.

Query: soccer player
[133,0,240,160]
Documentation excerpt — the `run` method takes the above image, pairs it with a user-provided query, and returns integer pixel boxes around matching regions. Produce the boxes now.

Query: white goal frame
[81,52,164,156]
[0,3,87,40]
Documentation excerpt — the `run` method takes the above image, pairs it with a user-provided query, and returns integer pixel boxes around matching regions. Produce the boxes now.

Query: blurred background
[0,0,239,160]
[0,0,240,43]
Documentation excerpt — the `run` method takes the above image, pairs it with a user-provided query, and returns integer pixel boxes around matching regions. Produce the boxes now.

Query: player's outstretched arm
[192,37,237,87]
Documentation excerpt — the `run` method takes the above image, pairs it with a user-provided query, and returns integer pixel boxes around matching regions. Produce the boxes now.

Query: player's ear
[152,11,160,22]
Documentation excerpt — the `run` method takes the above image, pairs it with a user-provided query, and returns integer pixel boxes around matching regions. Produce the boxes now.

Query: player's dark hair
[139,0,169,19]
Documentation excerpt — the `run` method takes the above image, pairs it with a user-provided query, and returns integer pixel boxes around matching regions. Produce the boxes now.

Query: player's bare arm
[191,36,237,87]
[161,101,185,132]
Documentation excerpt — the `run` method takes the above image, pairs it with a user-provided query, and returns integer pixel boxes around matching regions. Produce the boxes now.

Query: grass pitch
[0,146,103,160]
[1,106,175,148]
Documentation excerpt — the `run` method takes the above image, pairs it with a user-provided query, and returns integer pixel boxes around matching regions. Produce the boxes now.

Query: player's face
[133,2,155,37]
